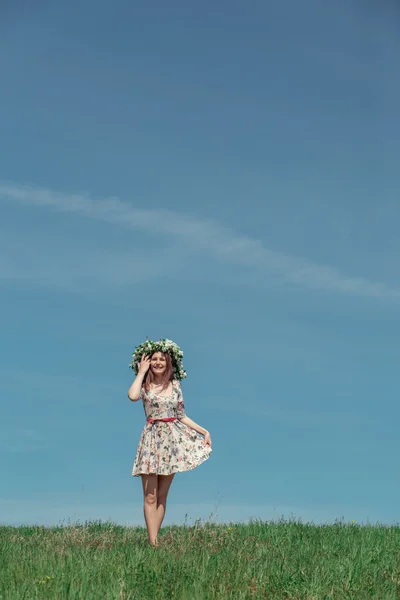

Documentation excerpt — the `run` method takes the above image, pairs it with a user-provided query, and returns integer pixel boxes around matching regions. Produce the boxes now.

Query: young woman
[128,339,212,547]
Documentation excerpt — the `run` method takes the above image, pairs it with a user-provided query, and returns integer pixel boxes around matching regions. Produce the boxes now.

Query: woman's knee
[144,491,157,506]
[141,474,158,506]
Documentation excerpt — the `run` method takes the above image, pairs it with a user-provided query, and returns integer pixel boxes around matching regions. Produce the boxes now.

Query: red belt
[147,417,177,423]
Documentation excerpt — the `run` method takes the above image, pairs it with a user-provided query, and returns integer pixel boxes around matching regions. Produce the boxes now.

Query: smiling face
[144,350,173,391]
[150,352,167,376]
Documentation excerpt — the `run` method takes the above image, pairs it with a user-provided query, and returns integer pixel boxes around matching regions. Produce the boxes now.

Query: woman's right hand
[138,354,151,375]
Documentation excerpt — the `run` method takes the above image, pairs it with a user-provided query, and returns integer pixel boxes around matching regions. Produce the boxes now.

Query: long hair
[143,351,173,392]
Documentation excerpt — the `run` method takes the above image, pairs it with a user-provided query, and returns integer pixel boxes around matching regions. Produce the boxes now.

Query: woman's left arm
[179,416,212,447]
[176,381,212,447]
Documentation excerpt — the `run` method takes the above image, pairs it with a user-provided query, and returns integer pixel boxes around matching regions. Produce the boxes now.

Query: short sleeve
[175,381,186,419]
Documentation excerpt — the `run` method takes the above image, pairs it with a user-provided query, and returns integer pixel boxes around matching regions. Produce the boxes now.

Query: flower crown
[129,338,187,381]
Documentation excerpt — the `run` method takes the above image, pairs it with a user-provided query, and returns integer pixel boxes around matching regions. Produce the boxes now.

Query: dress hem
[132,451,212,477]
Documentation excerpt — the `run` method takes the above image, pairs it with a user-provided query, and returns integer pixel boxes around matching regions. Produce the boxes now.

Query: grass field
[1,518,399,599]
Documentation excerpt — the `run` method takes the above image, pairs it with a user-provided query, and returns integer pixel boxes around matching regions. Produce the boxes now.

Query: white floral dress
[132,380,212,476]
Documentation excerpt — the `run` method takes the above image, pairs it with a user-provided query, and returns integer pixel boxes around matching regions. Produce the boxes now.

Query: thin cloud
[1,181,398,298]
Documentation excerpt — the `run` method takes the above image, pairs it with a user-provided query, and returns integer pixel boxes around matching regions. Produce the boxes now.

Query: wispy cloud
[1,181,398,298]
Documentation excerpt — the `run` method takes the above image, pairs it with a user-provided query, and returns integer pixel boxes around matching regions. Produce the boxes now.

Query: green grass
[1,518,399,599]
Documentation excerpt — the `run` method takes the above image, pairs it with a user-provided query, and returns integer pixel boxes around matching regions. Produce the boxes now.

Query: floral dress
[132,380,212,476]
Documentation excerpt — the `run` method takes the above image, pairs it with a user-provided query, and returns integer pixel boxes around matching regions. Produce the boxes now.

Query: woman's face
[150,352,167,376]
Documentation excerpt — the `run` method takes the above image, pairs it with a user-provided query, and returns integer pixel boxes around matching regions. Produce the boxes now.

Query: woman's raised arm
[128,355,150,401]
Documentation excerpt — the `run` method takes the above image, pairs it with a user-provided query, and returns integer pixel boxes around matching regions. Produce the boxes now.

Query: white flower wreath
[129,338,187,381]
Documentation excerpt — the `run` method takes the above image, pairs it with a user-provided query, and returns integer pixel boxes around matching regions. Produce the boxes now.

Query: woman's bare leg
[155,474,175,536]
[141,474,159,546]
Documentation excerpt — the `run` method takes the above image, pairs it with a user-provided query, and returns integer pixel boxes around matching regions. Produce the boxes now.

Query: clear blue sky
[1,0,399,527]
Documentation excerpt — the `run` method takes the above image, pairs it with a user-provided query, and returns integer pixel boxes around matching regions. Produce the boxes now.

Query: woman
[128,339,212,547]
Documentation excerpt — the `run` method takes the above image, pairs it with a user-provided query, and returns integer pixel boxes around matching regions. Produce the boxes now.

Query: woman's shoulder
[172,379,181,389]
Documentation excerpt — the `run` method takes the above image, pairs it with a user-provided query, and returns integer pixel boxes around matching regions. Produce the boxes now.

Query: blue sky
[1,0,399,527]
